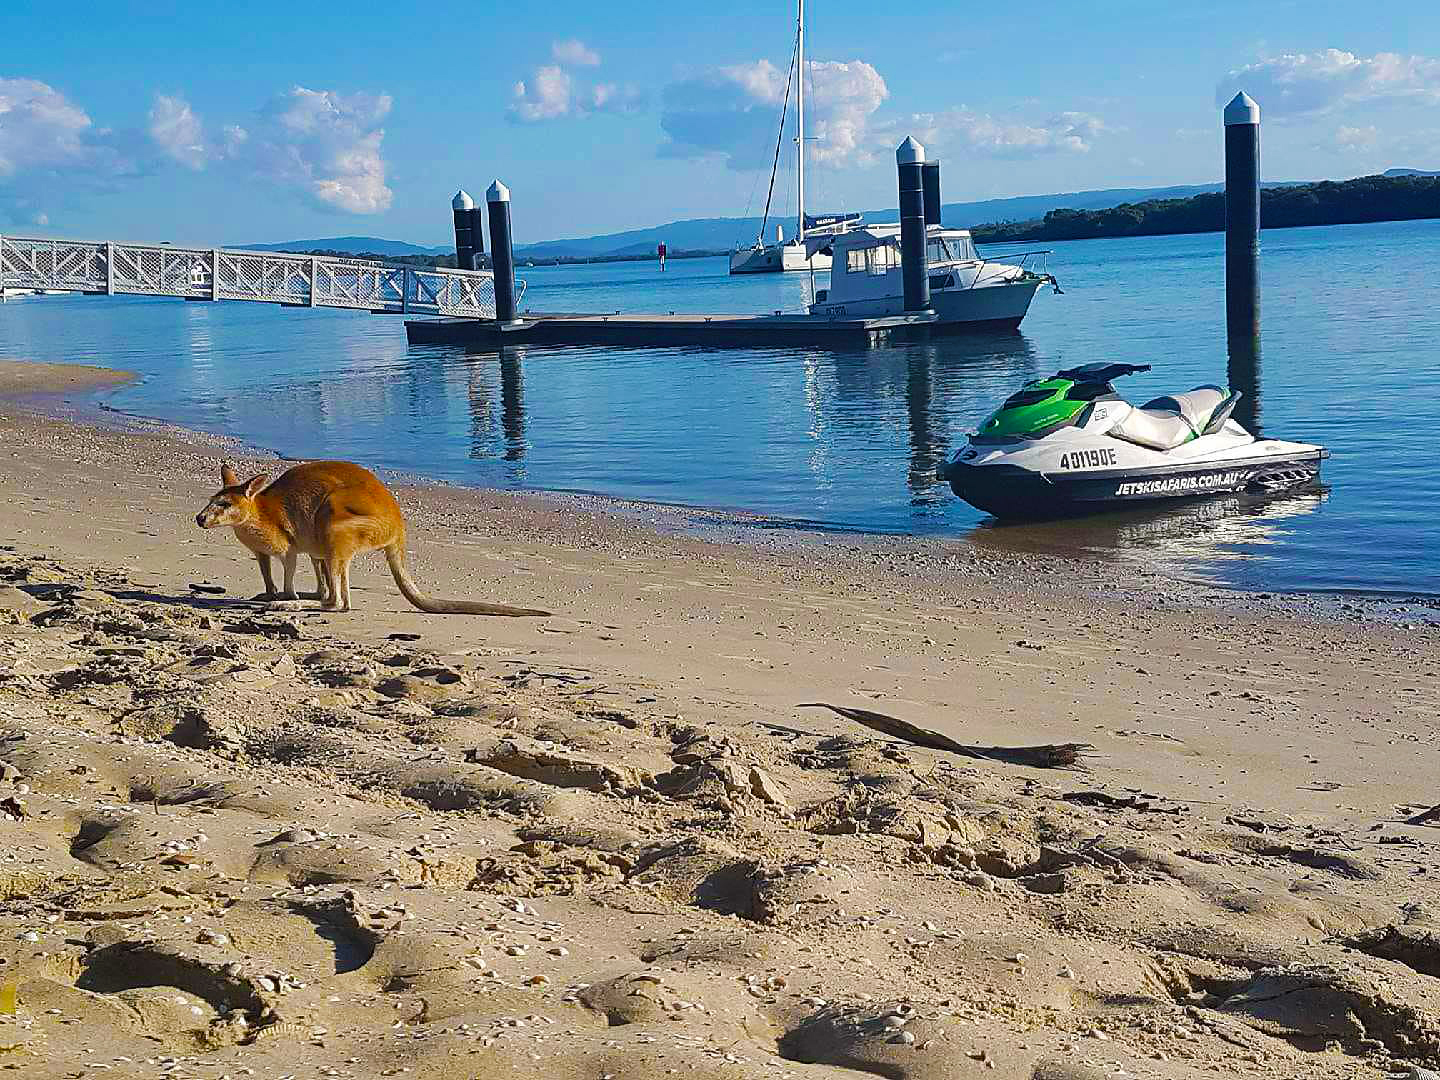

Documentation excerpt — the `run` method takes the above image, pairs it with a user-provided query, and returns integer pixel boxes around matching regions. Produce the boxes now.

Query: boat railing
[970,248,1058,290]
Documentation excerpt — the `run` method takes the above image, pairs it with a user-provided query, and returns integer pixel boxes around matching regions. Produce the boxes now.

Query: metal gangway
[0,235,496,319]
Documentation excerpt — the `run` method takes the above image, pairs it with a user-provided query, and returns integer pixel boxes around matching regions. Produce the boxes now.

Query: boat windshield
[844,242,900,275]
[926,234,978,264]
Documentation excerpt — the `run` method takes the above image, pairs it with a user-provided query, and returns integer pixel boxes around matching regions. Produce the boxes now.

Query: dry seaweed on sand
[797,702,1094,768]
[1407,803,1440,826]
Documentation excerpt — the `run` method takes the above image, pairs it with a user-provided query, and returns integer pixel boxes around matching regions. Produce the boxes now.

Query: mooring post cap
[452,189,475,210]
[896,136,926,165]
[486,180,511,203]
[1224,91,1260,126]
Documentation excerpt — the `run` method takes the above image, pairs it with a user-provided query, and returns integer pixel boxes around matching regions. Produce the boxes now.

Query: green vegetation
[971,173,1440,244]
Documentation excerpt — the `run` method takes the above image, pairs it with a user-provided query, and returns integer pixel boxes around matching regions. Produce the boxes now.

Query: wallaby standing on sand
[195,461,550,616]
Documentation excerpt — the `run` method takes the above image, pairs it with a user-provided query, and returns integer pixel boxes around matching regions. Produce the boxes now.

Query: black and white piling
[897,137,930,313]
[452,190,478,271]
[486,180,518,324]
[1224,91,1260,344]
[922,160,942,229]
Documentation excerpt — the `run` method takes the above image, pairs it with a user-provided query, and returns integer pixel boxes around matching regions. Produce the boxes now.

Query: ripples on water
[2,219,1437,596]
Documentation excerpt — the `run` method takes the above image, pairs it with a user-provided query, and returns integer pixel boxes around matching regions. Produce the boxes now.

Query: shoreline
[13,357,1437,615]
[0,356,1434,806]
[2,357,1439,1078]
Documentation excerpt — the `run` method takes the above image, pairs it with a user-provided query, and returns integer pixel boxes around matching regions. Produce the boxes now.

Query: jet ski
[939,362,1327,519]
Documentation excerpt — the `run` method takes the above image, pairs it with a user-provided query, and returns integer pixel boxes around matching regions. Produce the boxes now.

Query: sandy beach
[1,358,1437,1080]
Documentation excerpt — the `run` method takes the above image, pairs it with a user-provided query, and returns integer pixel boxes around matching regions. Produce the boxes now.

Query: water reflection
[970,486,1325,583]
[902,333,1040,505]
[500,352,526,462]
[905,347,940,499]
[462,347,528,466]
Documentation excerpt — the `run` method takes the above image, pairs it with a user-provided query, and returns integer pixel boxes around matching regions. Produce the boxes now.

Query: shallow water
[3,218,1437,596]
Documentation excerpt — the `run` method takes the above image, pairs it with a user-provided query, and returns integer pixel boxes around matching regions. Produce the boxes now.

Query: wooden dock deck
[403,310,957,350]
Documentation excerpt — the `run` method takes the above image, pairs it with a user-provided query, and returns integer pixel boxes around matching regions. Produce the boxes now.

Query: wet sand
[1,359,1438,1079]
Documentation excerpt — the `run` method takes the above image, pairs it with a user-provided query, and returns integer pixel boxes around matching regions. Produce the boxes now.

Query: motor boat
[808,224,1057,330]
[939,362,1327,518]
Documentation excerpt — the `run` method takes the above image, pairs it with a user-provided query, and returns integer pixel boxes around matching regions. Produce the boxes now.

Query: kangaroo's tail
[384,542,550,617]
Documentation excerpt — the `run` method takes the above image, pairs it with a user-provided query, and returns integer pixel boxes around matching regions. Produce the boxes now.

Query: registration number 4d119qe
[1059,448,1118,469]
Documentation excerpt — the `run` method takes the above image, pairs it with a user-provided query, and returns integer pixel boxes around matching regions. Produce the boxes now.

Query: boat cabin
[809,224,1031,318]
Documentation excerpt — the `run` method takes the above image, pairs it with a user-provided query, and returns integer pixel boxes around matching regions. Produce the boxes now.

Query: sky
[2,1,1438,247]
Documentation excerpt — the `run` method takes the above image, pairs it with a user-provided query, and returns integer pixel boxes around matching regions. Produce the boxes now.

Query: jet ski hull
[945,450,1326,520]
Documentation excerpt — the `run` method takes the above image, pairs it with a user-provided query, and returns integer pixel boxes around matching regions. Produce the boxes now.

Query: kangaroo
[195,461,550,616]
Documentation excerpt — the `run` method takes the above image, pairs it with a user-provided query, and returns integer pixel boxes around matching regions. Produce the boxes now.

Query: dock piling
[453,190,477,271]
[922,160,942,228]
[1224,91,1260,345]
[486,180,518,324]
[897,137,931,313]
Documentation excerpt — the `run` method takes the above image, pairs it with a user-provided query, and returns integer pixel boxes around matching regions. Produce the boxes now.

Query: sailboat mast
[795,0,805,244]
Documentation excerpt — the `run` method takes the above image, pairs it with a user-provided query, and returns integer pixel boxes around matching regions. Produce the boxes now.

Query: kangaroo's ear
[221,462,240,487]
[243,474,269,498]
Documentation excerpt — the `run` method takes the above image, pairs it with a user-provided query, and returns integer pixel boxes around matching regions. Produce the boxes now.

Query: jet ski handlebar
[1055,362,1152,382]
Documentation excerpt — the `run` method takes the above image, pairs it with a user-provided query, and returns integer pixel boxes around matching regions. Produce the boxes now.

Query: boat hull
[944,451,1326,520]
[729,243,833,274]
[812,278,1041,329]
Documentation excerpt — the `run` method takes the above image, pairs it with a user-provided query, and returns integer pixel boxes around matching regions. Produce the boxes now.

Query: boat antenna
[756,41,796,247]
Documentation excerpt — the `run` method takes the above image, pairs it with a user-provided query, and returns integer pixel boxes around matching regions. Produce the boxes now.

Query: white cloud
[510,58,643,123]
[552,38,600,67]
[1217,48,1440,118]
[1335,124,1379,151]
[0,76,150,225]
[0,77,91,178]
[228,87,393,214]
[805,61,889,165]
[148,94,208,170]
[588,82,644,113]
[0,78,394,222]
[659,58,888,168]
[512,66,574,122]
[659,58,1104,169]
[873,107,1106,159]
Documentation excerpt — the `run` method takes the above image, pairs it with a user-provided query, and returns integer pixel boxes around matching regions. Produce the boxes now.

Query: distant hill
[971,173,1440,244]
[237,169,1434,260]
[235,236,452,257]
[505,183,1323,260]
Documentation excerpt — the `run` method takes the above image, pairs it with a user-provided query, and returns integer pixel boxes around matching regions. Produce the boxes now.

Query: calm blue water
[3,219,1438,596]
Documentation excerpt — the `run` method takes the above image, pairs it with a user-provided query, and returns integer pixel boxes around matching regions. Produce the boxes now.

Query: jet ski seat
[1113,386,1239,451]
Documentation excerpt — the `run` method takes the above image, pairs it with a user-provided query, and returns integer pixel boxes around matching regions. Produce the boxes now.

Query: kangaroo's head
[196,463,269,529]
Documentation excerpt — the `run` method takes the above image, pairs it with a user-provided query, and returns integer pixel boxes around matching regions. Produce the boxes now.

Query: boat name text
[1114,471,1247,496]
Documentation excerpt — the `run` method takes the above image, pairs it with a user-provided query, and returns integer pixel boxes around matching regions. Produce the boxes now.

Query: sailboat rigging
[728,0,859,275]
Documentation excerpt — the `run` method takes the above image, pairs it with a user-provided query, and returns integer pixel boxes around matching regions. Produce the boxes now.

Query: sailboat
[728,0,859,275]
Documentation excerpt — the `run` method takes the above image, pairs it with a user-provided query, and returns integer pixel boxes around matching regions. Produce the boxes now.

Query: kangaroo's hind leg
[335,554,354,612]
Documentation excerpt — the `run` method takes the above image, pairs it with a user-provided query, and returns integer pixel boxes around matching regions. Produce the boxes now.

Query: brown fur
[195,460,550,616]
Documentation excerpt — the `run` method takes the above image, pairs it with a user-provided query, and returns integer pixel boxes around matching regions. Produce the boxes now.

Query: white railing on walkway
[0,236,497,319]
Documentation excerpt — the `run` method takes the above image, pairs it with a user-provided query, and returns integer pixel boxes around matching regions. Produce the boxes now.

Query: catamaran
[729,0,859,275]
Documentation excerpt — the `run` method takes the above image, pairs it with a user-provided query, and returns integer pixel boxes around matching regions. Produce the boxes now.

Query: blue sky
[2,1,1436,246]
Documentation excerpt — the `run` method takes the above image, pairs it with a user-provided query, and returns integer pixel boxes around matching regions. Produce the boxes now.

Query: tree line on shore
[971,173,1440,244]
